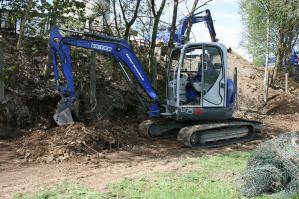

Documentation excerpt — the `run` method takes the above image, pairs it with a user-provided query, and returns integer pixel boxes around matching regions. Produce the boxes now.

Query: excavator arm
[49,27,160,125]
[177,9,217,43]
[157,9,217,44]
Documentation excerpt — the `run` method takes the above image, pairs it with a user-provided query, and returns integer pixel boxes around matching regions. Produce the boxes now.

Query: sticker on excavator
[53,108,74,126]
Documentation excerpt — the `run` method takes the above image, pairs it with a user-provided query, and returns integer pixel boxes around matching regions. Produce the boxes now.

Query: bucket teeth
[53,96,76,126]
[53,108,74,126]
[139,120,153,138]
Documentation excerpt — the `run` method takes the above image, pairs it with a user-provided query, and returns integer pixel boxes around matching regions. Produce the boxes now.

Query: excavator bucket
[53,108,74,126]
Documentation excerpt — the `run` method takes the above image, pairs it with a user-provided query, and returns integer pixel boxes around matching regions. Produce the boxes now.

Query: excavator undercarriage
[140,119,262,148]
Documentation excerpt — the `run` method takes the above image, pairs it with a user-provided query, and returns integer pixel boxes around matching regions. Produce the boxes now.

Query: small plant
[1,65,17,80]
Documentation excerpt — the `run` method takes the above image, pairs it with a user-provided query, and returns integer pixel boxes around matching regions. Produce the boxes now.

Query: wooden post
[233,67,238,109]
[264,14,270,103]
[285,73,289,93]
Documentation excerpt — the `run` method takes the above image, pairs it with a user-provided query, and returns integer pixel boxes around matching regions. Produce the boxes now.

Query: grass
[105,152,256,199]
[14,151,293,199]
[13,182,104,199]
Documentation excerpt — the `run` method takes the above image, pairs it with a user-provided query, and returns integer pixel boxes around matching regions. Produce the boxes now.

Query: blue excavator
[49,10,261,148]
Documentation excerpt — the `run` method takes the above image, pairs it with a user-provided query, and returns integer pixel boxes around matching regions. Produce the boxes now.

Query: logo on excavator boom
[126,53,144,81]
[91,43,112,52]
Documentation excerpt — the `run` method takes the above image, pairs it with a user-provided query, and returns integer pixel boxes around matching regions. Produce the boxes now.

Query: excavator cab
[166,42,235,121]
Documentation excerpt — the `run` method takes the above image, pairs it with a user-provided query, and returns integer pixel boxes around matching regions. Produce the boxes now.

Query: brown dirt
[0,113,298,198]
[263,93,299,115]
[15,121,140,163]
[228,52,299,115]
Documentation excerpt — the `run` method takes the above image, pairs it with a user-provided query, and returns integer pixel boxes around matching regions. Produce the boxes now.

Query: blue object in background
[226,79,235,107]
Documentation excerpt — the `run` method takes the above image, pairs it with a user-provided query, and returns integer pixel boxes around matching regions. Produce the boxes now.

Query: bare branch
[150,0,157,17]
[118,0,127,24]
[112,0,121,36]
[127,0,141,27]
[194,0,213,13]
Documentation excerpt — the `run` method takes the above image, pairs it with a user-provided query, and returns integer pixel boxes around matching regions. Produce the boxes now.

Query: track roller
[177,119,262,148]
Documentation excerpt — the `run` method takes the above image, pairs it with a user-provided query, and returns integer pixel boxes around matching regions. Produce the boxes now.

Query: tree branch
[127,0,141,27]
[118,0,128,24]
[150,0,156,17]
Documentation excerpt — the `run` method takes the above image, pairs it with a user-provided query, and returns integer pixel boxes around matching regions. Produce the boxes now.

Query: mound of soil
[16,121,139,162]
[0,32,147,162]
[263,93,299,115]
[228,52,299,114]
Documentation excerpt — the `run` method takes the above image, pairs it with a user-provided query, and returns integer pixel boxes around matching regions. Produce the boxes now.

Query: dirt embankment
[0,33,144,131]
[228,52,299,115]
[0,32,146,162]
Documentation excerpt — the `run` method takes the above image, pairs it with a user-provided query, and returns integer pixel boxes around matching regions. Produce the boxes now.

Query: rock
[97,153,106,159]
[56,153,70,162]
[44,155,54,163]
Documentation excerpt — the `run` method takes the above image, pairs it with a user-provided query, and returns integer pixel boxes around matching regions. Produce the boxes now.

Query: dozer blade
[53,108,74,126]
[177,119,262,148]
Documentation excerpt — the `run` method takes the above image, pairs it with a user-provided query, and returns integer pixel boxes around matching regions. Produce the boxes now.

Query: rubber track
[177,119,262,148]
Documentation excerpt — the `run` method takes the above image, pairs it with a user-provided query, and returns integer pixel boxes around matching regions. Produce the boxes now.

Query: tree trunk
[185,0,199,42]
[17,0,33,50]
[271,26,295,85]
[149,0,167,89]
[89,20,97,112]
[44,2,58,78]
[271,30,284,85]
[0,39,4,102]
[149,18,159,89]
[165,0,179,76]
[112,0,121,37]
[124,26,131,40]
[168,0,179,49]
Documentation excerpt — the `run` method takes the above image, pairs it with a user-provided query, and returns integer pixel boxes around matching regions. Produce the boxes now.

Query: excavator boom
[50,27,160,125]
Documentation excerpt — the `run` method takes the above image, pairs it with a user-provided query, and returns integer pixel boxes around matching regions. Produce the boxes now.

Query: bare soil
[0,113,298,198]
[228,52,299,115]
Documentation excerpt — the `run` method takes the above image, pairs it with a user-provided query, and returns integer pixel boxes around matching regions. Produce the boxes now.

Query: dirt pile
[228,52,299,115]
[263,93,299,115]
[16,121,139,162]
[0,32,146,162]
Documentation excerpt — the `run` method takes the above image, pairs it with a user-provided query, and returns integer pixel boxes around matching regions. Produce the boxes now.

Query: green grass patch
[13,182,103,199]
[106,152,255,199]
[15,151,285,199]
